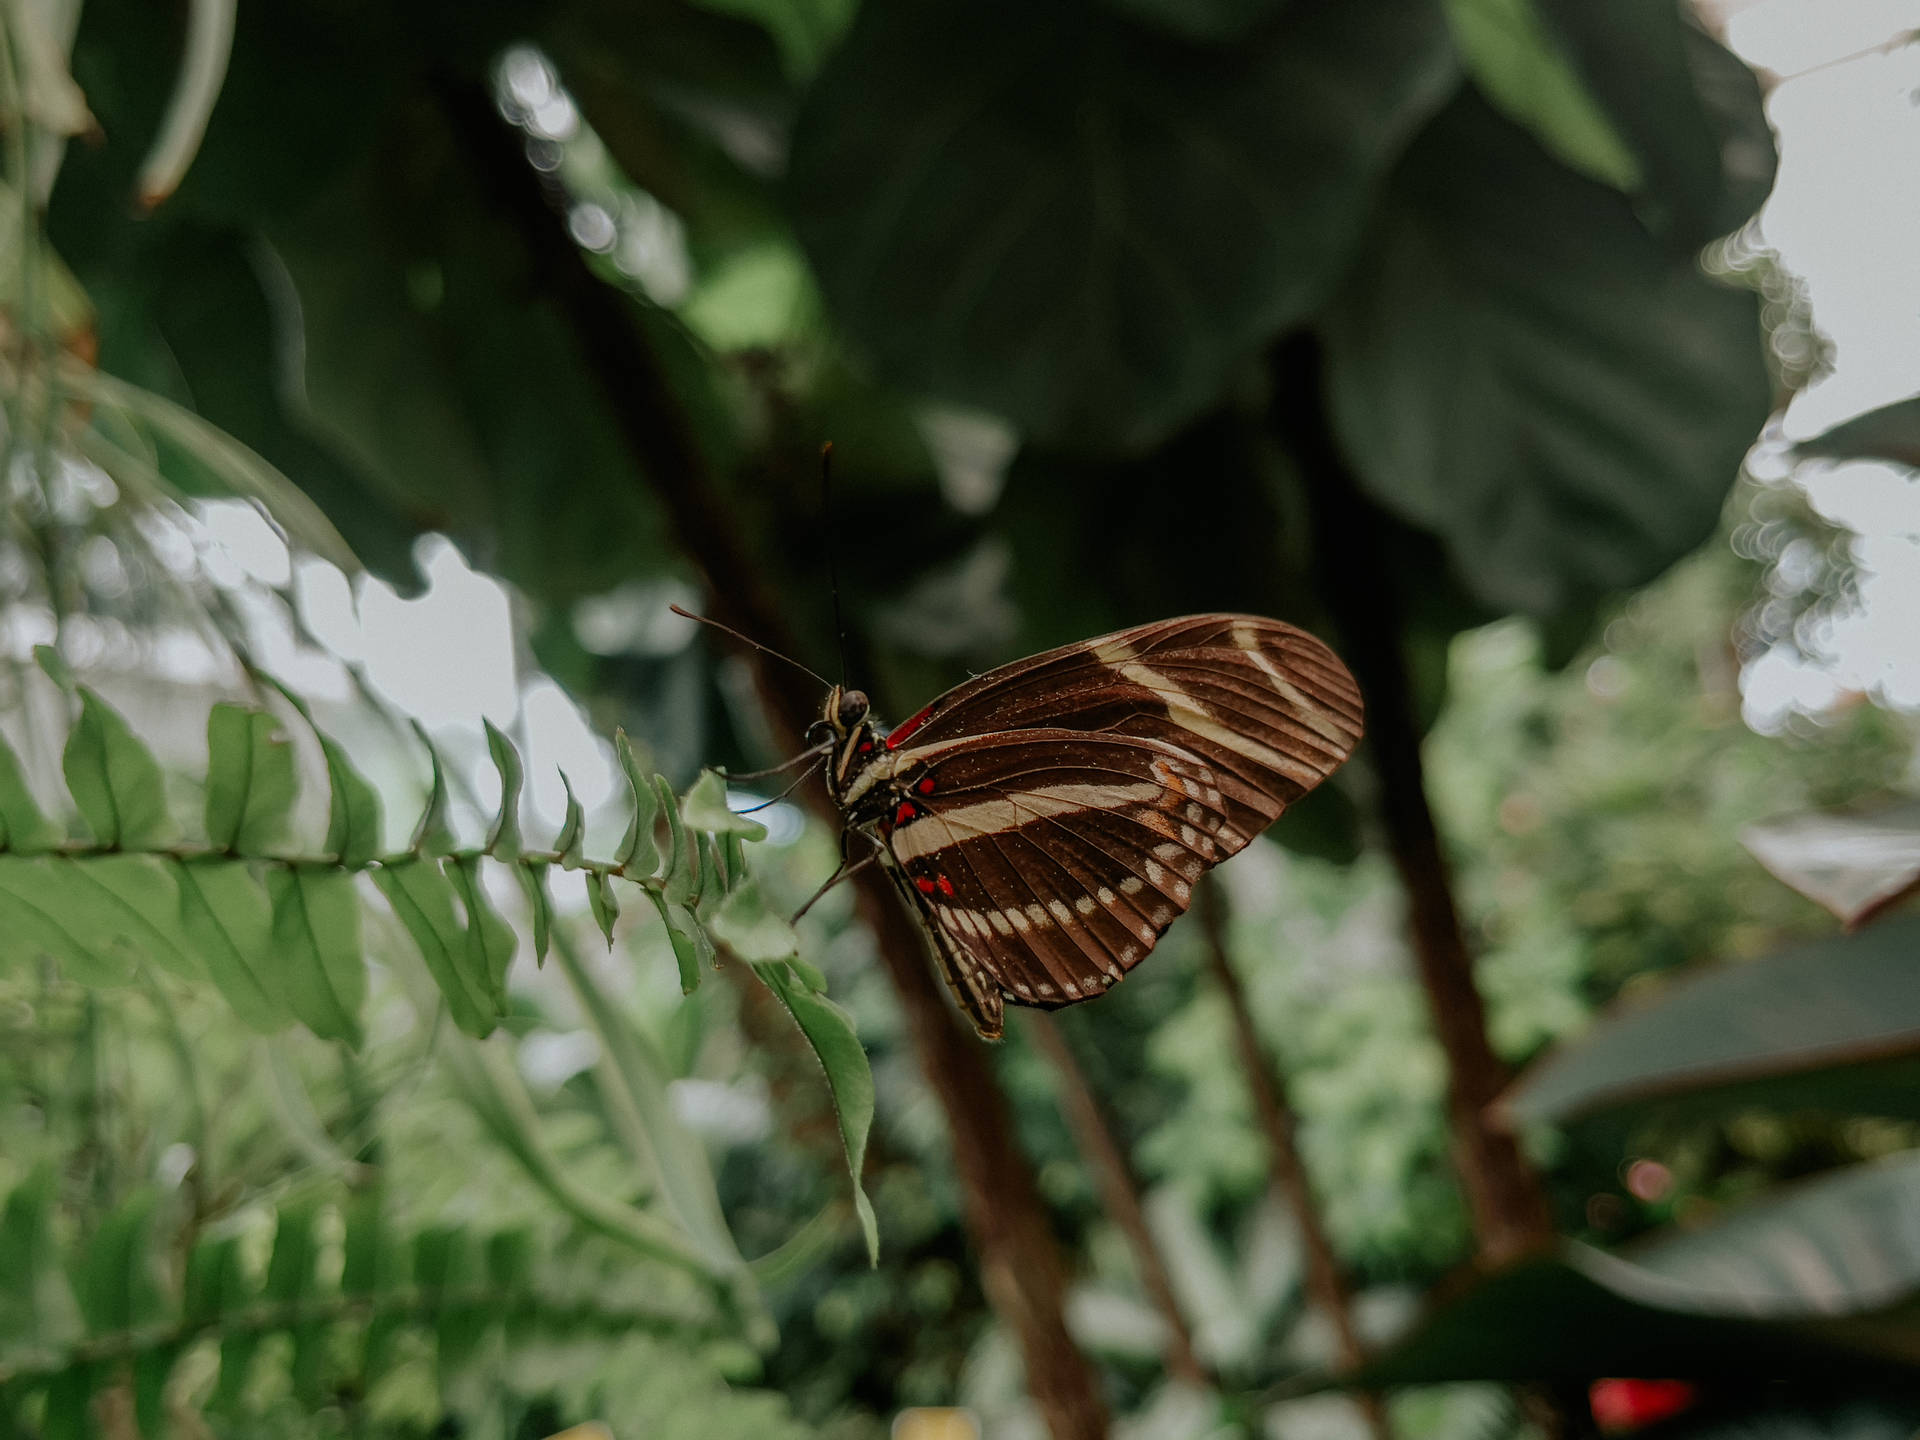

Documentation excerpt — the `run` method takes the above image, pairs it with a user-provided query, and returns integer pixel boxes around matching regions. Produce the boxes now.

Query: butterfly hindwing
[881,731,1247,1021]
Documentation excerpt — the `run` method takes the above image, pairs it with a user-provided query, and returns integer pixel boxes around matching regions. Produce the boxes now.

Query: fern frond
[0,683,879,1265]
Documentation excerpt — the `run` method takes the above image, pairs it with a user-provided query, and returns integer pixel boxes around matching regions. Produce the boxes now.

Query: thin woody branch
[437,80,1111,1440]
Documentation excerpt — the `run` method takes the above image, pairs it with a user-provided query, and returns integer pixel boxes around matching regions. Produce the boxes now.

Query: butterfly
[807,614,1363,1039]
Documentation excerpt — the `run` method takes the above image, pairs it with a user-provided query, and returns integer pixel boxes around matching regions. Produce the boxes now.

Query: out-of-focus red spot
[1590,1378,1697,1432]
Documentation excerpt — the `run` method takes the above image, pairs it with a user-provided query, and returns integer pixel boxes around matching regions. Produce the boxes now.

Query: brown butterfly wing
[882,730,1272,1031]
[884,614,1362,831]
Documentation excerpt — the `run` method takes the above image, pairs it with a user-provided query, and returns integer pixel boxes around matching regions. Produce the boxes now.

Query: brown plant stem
[1269,334,1553,1266]
[1025,1012,1209,1389]
[1195,881,1390,1438]
[440,82,1110,1440]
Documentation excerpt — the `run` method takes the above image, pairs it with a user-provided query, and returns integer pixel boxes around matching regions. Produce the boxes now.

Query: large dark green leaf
[788,0,1455,450]
[1795,395,1920,471]
[263,112,679,606]
[1499,916,1920,1134]
[1536,0,1776,248]
[1322,91,1771,617]
[1345,1155,1920,1387]
[1441,0,1639,190]
[1742,803,1920,930]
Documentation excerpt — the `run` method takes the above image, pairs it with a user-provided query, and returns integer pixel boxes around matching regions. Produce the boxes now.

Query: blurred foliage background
[5,0,1920,1437]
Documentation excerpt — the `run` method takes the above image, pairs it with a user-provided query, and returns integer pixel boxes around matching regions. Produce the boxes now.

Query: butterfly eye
[837,689,870,727]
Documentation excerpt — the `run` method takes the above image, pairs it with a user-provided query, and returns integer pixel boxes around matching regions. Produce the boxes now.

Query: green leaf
[319,732,383,868]
[371,859,498,1037]
[658,774,696,906]
[63,687,178,850]
[1322,91,1770,617]
[615,731,660,876]
[61,367,361,572]
[1499,916,1920,1137]
[586,868,620,949]
[755,962,878,1263]
[1441,0,1640,190]
[409,720,456,855]
[0,854,212,986]
[1536,0,1775,248]
[722,832,748,893]
[449,855,516,1009]
[554,770,586,868]
[1795,394,1920,471]
[264,1197,328,1405]
[1742,802,1920,930]
[77,1188,165,1333]
[133,1346,174,1439]
[686,0,854,79]
[341,1187,393,1296]
[1097,0,1281,43]
[264,1199,319,1311]
[0,1165,83,1349]
[266,866,366,1046]
[40,1363,95,1440]
[132,0,236,207]
[33,643,73,691]
[482,718,523,858]
[210,1228,261,1412]
[681,769,767,842]
[787,0,1455,449]
[0,728,62,853]
[0,857,140,984]
[1346,1154,1920,1387]
[204,702,297,854]
[176,858,291,1031]
[515,861,555,967]
[646,889,701,995]
[710,880,798,963]
[183,1234,238,1324]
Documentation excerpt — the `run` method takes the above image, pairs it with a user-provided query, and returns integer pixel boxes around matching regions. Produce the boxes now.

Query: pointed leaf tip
[554,769,586,868]
[483,719,524,858]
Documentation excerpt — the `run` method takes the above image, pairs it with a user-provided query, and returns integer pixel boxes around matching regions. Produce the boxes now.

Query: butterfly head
[816,685,882,796]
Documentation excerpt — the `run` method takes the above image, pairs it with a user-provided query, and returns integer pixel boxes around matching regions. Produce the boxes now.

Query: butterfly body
[813,615,1363,1039]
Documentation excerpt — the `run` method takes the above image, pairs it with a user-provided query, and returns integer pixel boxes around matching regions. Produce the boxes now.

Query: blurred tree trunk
[1270,335,1554,1266]
[439,82,1111,1440]
[1026,1012,1209,1389]
[1195,881,1390,1439]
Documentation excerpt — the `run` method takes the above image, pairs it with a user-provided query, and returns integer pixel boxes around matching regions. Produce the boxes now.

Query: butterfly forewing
[832,613,1362,1039]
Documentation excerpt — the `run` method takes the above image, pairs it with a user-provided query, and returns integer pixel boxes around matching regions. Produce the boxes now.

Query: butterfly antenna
[734,764,821,813]
[669,605,832,689]
[725,742,831,783]
[821,441,849,686]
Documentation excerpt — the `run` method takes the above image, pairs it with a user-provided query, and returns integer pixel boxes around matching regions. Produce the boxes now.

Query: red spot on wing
[914,876,937,895]
[894,801,918,826]
[936,875,955,897]
[885,705,935,750]
[858,739,874,754]
[916,776,936,795]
